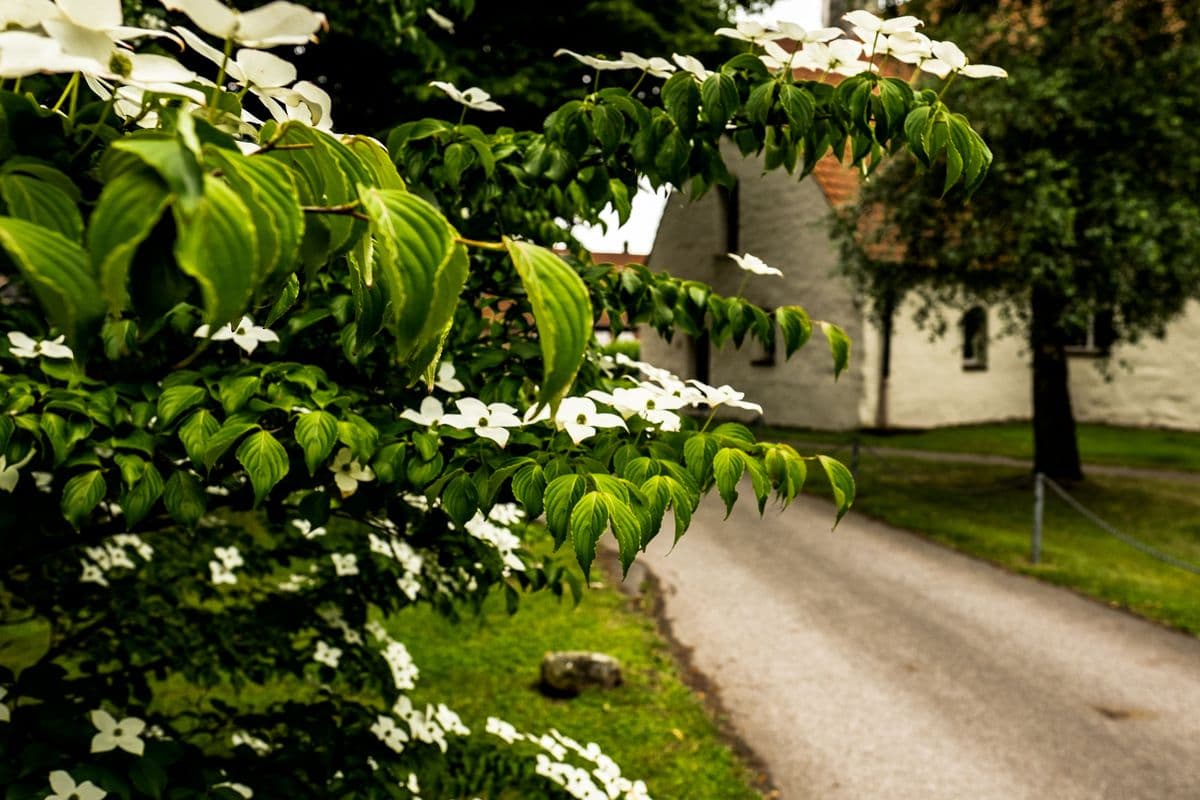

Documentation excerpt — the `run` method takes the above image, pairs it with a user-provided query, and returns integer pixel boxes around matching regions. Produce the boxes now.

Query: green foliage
[0,2,993,796]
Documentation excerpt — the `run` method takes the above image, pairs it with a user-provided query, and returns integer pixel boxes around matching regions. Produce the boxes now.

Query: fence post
[1031,472,1045,564]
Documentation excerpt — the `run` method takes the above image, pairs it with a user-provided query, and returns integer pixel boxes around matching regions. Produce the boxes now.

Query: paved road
[640,493,1200,799]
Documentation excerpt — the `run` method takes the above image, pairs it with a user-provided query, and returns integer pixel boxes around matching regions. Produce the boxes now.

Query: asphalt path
[640,492,1200,799]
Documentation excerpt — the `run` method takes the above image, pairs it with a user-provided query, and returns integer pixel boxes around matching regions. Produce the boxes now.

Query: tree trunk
[1030,285,1083,481]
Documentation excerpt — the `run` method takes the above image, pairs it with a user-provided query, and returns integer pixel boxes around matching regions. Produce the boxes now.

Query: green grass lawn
[808,455,1200,635]
[761,421,1200,472]
[393,560,766,798]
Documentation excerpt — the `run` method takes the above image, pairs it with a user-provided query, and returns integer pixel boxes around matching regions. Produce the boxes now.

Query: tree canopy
[837,0,1200,479]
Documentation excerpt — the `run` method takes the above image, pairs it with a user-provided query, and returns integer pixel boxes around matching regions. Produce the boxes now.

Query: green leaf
[712,448,746,517]
[943,138,964,196]
[512,463,547,519]
[88,170,172,314]
[129,753,168,799]
[264,273,300,326]
[666,477,697,544]
[173,175,258,328]
[662,71,700,133]
[779,83,816,135]
[700,72,739,130]
[122,464,163,527]
[503,239,593,409]
[545,473,586,546]
[817,454,855,525]
[163,470,205,527]
[295,410,338,475]
[204,147,304,283]
[570,491,608,576]
[683,433,718,485]
[260,122,366,256]
[337,413,378,461]
[601,493,643,575]
[903,105,932,164]
[108,133,203,211]
[590,105,625,153]
[203,419,259,471]
[343,135,406,190]
[236,430,289,505]
[61,469,106,529]
[819,321,851,380]
[776,305,813,358]
[217,375,260,414]
[443,473,479,527]
[155,386,206,428]
[0,216,105,345]
[358,188,470,378]
[0,172,82,241]
[179,408,219,467]
[745,81,776,126]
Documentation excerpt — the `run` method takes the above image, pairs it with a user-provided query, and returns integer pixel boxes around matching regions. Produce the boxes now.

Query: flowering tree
[0,2,996,797]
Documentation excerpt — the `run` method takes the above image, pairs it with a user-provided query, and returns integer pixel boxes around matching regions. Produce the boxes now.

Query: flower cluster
[80,534,154,588]
[717,9,1007,81]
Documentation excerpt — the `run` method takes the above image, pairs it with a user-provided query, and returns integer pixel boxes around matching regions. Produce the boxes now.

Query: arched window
[961,306,988,370]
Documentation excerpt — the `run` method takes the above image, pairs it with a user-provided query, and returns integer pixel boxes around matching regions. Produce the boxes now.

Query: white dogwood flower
[800,39,866,77]
[0,687,10,722]
[231,730,271,754]
[554,49,637,71]
[671,53,711,82]
[686,380,764,414]
[714,20,785,45]
[728,252,783,277]
[776,22,844,44]
[434,362,464,393]
[214,546,243,570]
[329,448,374,496]
[209,559,237,584]
[80,559,110,587]
[90,708,146,755]
[331,552,358,576]
[160,0,326,47]
[619,51,675,78]
[591,387,687,431]
[843,9,923,35]
[7,331,73,359]
[923,40,1008,80]
[425,7,454,33]
[429,80,503,112]
[759,40,798,73]
[291,518,326,539]
[485,716,524,744]
[213,782,253,798]
[440,398,523,448]
[194,316,278,354]
[45,770,106,800]
[0,450,34,493]
[370,714,408,753]
[553,397,627,445]
[313,640,341,668]
[400,396,447,427]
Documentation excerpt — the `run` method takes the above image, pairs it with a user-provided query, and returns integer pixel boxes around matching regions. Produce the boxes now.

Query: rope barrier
[1042,475,1200,577]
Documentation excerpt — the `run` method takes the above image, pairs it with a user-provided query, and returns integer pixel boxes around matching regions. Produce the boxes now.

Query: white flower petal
[235,47,296,88]
[961,63,1008,79]
[57,0,122,32]
[237,1,326,47]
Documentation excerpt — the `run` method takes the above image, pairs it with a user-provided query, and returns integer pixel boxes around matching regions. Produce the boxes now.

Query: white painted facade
[643,146,1200,432]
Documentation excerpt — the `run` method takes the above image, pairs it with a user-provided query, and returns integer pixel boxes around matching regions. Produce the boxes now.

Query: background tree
[128,0,753,132]
[835,0,1200,480]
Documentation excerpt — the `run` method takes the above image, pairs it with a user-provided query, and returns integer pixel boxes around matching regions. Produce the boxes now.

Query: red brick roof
[790,62,913,209]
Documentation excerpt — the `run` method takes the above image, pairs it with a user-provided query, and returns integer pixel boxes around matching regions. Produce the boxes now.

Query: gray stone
[540,651,622,696]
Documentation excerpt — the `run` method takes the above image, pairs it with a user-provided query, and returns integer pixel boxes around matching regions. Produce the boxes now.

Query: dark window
[1065,310,1116,356]
[961,306,988,371]
[718,181,740,255]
